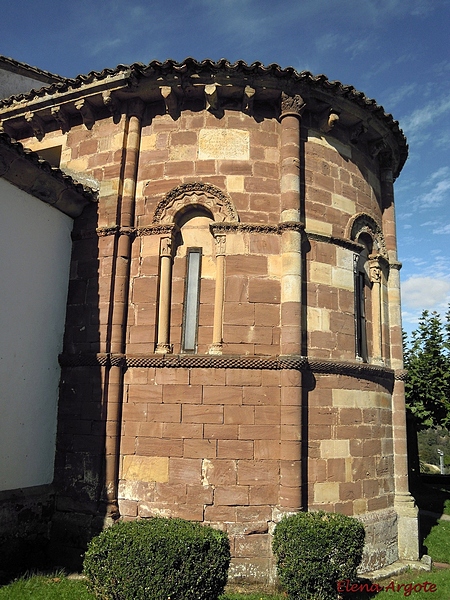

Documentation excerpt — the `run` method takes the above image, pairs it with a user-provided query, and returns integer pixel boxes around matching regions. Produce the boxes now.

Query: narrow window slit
[182,248,202,352]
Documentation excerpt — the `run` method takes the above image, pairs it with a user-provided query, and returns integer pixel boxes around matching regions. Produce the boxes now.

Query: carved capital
[214,234,226,256]
[159,235,173,257]
[127,97,145,119]
[369,257,382,283]
[389,260,402,271]
[25,111,45,141]
[280,93,306,118]
[369,137,388,158]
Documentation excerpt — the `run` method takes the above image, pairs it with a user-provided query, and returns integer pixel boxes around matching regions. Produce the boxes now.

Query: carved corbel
[51,106,70,133]
[280,92,306,119]
[319,108,340,133]
[0,120,14,138]
[25,111,45,141]
[102,91,122,122]
[160,86,179,119]
[204,84,222,116]
[349,121,368,144]
[75,99,95,129]
[242,86,256,114]
[369,137,388,158]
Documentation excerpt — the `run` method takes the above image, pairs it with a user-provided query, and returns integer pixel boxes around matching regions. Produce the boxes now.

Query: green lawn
[423,519,450,563]
[0,574,95,600]
[2,571,450,600]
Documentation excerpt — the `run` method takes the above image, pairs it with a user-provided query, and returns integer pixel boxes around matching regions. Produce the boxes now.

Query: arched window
[152,184,236,355]
[175,207,214,354]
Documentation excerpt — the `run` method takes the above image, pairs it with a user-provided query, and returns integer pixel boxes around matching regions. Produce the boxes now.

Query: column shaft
[103,100,143,517]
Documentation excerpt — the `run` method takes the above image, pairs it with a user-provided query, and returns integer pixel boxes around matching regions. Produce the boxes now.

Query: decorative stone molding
[210,222,279,235]
[151,182,239,224]
[59,352,395,383]
[346,212,388,259]
[209,222,305,236]
[93,226,136,239]
[96,226,120,237]
[135,224,179,237]
[306,231,363,253]
[280,92,306,118]
[394,369,408,381]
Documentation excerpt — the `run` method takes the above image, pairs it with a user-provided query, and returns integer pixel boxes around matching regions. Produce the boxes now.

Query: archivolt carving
[346,213,387,258]
[152,182,239,224]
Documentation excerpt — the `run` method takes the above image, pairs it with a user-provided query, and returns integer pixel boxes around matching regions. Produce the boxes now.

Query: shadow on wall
[49,201,106,572]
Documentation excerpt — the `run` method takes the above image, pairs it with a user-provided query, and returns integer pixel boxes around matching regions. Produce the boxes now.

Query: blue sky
[1,0,449,335]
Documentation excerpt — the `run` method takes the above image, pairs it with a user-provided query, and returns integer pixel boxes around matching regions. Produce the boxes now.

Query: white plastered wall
[0,178,73,491]
[0,69,48,99]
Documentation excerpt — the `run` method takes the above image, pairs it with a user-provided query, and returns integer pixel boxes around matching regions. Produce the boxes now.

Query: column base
[208,343,223,355]
[394,492,420,561]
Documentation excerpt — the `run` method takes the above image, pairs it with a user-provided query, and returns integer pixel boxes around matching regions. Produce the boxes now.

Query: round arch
[152,182,239,224]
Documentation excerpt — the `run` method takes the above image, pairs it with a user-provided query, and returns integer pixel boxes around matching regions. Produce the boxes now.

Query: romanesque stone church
[0,55,419,581]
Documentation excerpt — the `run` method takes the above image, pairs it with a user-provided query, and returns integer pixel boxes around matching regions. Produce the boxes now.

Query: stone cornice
[59,352,395,382]
[0,58,408,178]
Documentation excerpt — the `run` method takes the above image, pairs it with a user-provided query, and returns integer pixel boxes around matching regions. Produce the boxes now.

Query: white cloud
[409,167,450,209]
[386,83,417,107]
[401,276,450,309]
[402,96,450,144]
[433,224,450,234]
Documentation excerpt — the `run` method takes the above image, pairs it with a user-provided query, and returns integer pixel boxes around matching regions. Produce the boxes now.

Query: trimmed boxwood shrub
[83,517,230,600]
[272,511,365,600]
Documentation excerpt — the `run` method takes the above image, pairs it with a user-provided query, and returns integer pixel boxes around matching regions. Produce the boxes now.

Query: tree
[403,308,450,430]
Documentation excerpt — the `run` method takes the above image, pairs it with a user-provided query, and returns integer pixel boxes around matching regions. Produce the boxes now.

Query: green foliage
[404,309,450,430]
[83,517,230,600]
[272,511,365,600]
[417,427,450,472]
